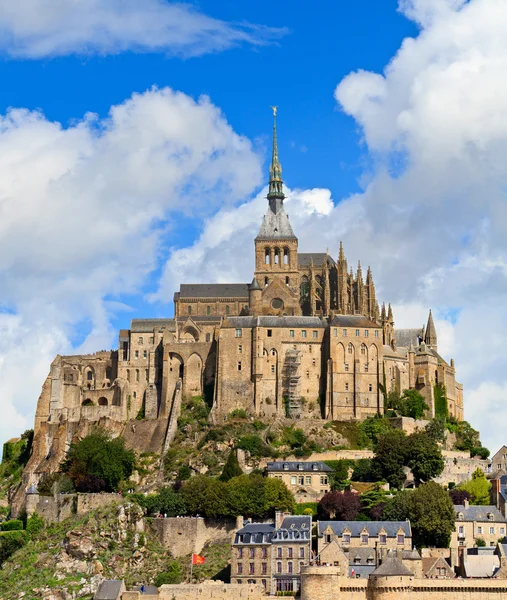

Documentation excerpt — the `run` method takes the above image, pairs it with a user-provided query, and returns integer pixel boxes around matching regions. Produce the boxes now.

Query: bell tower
[253,108,300,315]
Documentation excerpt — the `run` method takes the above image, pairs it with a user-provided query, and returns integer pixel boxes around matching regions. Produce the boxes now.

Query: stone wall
[157,582,264,600]
[31,493,124,523]
[150,516,237,558]
[300,568,507,600]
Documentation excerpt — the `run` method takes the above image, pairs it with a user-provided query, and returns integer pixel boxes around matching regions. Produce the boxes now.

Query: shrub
[154,560,183,586]
[294,502,318,517]
[0,530,28,563]
[26,513,44,538]
[228,409,247,420]
[476,537,486,547]
[236,435,273,458]
[0,519,23,531]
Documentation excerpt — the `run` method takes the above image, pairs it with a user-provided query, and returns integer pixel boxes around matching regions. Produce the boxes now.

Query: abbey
[33,112,463,442]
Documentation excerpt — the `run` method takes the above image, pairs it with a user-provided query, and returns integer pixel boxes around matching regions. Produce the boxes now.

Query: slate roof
[94,580,125,600]
[178,283,249,299]
[455,505,507,522]
[234,522,276,545]
[463,555,500,578]
[330,315,380,328]
[224,316,328,329]
[371,556,414,577]
[395,328,423,348]
[256,205,297,240]
[349,547,376,563]
[298,253,336,267]
[267,461,333,473]
[318,521,411,538]
[274,515,312,542]
[130,319,175,333]
[349,565,376,578]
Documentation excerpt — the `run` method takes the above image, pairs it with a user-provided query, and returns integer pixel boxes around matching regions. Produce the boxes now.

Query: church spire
[424,309,438,350]
[267,106,285,210]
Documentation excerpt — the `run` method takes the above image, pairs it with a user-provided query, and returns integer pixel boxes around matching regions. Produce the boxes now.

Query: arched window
[265,248,270,265]
[126,369,130,383]
[286,276,290,286]
[226,305,230,315]
[361,344,367,355]
[274,248,280,264]
[348,343,353,354]
[87,370,93,381]
[82,399,93,406]
[188,305,192,315]
[284,248,289,265]
[145,369,149,382]
[98,397,108,406]
[265,277,269,287]
[135,369,139,382]
[133,391,137,399]
[206,305,211,316]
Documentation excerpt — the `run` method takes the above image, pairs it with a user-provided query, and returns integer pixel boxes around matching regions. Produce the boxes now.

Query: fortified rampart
[27,493,124,523]
[150,516,238,557]
[300,566,507,600]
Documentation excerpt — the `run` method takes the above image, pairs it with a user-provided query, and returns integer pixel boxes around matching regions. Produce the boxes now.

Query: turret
[424,309,438,352]
[248,277,262,315]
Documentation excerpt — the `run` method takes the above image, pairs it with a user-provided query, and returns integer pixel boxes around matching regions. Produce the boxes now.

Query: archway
[98,397,108,406]
[186,353,203,397]
[82,399,93,406]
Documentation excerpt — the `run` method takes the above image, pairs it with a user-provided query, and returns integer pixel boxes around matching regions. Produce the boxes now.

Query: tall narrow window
[238,362,242,371]
[286,276,290,285]
[274,248,280,264]
[265,277,269,286]
[284,248,289,264]
[235,328,242,338]
[126,369,130,383]
[206,305,211,316]
[226,305,230,315]
[135,369,139,382]
[265,248,270,265]
[145,369,149,382]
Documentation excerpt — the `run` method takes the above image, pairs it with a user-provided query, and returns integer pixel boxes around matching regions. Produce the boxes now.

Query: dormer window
[488,513,494,521]
[312,464,318,471]
[457,512,464,520]
[283,464,289,471]
[298,464,304,471]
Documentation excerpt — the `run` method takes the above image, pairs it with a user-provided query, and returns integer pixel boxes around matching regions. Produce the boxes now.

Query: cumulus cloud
[0,0,287,58]
[0,87,262,443]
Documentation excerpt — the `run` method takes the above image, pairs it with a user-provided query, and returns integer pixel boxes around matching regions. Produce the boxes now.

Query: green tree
[409,482,455,547]
[146,487,187,516]
[0,530,28,563]
[382,490,413,521]
[219,450,243,482]
[351,459,374,482]
[26,513,45,538]
[227,474,268,517]
[405,432,444,484]
[371,429,407,489]
[458,468,491,505]
[359,416,393,449]
[264,477,296,515]
[62,429,136,492]
[400,389,429,419]
[425,419,447,444]
[453,421,481,452]
[324,460,351,490]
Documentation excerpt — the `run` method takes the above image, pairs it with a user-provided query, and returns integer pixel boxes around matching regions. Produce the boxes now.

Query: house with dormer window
[231,513,312,595]
[452,500,507,549]
[317,520,412,556]
[265,461,333,501]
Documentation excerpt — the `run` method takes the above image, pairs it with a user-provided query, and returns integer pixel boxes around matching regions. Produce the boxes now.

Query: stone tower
[254,108,301,315]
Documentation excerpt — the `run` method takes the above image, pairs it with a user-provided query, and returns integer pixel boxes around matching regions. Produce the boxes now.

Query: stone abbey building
[32,111,463,450]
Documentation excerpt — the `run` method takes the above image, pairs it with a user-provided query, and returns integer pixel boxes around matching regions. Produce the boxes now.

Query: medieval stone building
[28,111,464,480]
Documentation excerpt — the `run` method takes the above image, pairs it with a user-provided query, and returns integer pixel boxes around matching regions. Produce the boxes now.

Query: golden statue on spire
[270,105,277,117]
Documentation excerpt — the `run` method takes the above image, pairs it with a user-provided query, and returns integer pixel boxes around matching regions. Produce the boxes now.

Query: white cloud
[0,0,286,58]
[0,86,262,444]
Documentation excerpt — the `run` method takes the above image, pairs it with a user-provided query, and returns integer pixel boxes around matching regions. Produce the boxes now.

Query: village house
[452,501,507,550]
[265,461,332,501]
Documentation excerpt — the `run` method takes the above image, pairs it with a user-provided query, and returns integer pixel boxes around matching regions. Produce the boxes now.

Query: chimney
[236,515,244,530]
[275,511,290,529]
[464,499,469,509]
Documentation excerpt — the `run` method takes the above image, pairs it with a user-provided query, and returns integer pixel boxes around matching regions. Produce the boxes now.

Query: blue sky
[3,0,507,452]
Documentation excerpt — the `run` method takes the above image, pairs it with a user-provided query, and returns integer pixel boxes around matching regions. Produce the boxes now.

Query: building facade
[231,514,312,594]
[452,502,507,549]
[265,461,333,502]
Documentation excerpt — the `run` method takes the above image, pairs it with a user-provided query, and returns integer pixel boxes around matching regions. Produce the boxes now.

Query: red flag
[192,554,205,565]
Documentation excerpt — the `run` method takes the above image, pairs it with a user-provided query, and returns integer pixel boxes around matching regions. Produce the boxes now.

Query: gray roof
[130,319,175,333]
[349,547,376,563]
[234,522,276,544]
[349,565,375,578]
[255,205,297,240]
[26,484,39,495]
[371,556,414,577]
[298,253,336,267]
[224,316,328,329]
[267,461,333,473]
[455,505,507,522]
[330,315,380,328]
[318,521,411,538]
[94,580,125,600]
[395,328,423,348]
[178,283,249,299]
